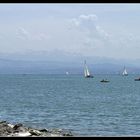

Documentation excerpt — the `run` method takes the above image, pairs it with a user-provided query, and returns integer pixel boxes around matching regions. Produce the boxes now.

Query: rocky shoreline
[0,121,73,137]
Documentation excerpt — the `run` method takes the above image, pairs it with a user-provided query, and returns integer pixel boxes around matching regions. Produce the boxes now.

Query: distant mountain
[0,50,140,74]
[0,58,139,74]
[89,63,140,74]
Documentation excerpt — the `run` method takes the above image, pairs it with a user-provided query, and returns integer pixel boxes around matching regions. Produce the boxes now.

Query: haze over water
[0,74,140,136]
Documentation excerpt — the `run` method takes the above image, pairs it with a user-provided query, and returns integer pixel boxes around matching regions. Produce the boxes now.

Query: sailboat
[84,60,93,78]
[122,66,128,76]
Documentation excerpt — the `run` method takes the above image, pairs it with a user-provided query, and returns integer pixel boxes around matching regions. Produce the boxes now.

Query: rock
[6,127,13,133]
[29,129,42,136]
[14,132,31,137]
[63,132,73,136]
[0,121,7,124]
[7,124,14,128]
[0,121,8,127]
[39,128,49,132]
[0,122,13,135]
[61,130,73,136]
[50,133,62,137]
[13,123,23,130]
[0,121,74,137]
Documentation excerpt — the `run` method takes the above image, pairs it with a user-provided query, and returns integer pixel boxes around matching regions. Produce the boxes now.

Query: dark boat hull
[122,74,128,76]
[85,75,94,78]
[134,79,140,81]
[100,80,109,82]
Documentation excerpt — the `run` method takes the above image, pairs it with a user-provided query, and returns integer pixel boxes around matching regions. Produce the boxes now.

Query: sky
[0,3,140,62]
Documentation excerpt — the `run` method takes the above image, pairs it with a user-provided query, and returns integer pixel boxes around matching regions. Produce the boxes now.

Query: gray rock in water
[0,121,7,124]
[29,129,42,136]
[39,128,49,132]
[0,121,74,137]
[13,123,23,130]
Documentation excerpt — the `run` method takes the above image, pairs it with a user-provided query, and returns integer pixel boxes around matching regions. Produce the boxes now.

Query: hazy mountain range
[0,51,140,74]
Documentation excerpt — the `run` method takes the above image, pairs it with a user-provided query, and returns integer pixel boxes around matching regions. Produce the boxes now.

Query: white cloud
[1,10,139,60]
[70,14,97,30]
[79,14,98,21]
[96,25,111,39]
[16,27,30,40]
[70,14,109,37]
[71,18,80,27]
[37,33,50,40]
[68,14,140,59]
[69,14,111,50]
[16,27,50,41]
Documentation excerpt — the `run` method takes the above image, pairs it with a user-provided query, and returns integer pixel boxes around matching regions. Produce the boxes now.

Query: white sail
[122,67,128,76]
[84,69,87,77]
[86,66,90,76]
[123,69,127,75]
[84,60,93,77]
[84,60,88,77]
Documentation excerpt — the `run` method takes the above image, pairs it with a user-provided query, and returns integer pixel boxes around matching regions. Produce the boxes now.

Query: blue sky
[0,3,140,61]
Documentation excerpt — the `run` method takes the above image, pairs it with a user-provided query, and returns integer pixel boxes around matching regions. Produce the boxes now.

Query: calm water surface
[0,74,140,136]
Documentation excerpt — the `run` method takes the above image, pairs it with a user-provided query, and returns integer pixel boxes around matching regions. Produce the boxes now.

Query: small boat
[122,66,128,76]
[134,78,140,81]
[84,60,93,78]
[100,79,109,83]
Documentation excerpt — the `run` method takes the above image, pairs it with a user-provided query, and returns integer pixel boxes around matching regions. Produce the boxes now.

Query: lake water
[0,74,140,136]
